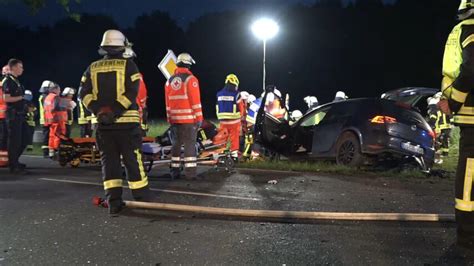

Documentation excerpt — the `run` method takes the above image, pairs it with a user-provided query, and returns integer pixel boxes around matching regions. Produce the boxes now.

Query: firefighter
[2,59,29,174]
[77,99,93,138]
[61,87,76,138]
[79,29,150,214]
[334,91,348,102]
[165,52,203,180]
[433,92,453,157]
[304,96,319,113]
[39,80,56,157]
[0,65,9,151]
[123,46,149,136]
[427,96,444,164]
[216,74,245,159]
[24,90,36,152]
[438,0,474,249]
[44,84,68,157]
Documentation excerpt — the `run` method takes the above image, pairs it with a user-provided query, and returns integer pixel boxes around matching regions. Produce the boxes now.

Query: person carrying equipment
[165,52,203,180]
[216,74,245,159]
[79,29,151,215]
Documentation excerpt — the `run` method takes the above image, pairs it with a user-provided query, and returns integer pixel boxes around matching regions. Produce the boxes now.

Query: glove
[97,106,115,125]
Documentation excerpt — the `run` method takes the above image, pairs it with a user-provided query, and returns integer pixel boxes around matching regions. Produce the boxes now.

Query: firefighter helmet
[62,87,75,96]
[123,46,136,58]
[100,30,127,47]
[459,0,474,19]
[335,91,348,99]
[225,74,239,86]
[177,53,196,65]
[248,94,256,103]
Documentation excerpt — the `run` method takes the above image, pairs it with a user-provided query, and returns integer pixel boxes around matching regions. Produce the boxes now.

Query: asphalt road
[0,156,471,265]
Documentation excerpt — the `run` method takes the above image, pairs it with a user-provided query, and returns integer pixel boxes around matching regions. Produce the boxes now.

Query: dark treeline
[0,0,459,118]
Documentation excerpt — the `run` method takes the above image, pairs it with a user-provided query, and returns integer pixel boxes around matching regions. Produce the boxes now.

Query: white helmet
[177,53,196,65]
[100,29,126,47]
[273,88,282,98]
[434,92,443,99]
[240,91,250,101]
[62,87,75,96]
[290,110,303,121]
[123,46,136,58]
[427,96,440,106]
[335,91,348,99]
[248,94,256,103]
[41,80,55,89]
[24,90,32,96]
[304,96,318,106]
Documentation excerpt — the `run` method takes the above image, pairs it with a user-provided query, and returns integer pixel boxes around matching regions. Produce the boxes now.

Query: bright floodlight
[251,18,279,41]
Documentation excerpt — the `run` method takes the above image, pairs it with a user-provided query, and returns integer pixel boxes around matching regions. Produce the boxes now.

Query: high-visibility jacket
[442,19,474,126]
[216,88,241,120]
[165,67,203,124]
[0,82,6,119]
[79,56,141,129]
[246,98,262,125]
[38,94,46,125]
[26,109,36,127]
[44,93,67,125]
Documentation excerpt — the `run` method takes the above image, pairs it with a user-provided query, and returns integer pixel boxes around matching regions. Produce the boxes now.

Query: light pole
[251,18,279,92]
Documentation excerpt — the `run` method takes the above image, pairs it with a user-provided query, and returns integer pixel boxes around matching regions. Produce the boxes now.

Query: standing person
[216,74,245,159]
[433,92,453,157]
[2,59,29,174]
[79,29,150,214]
[61,87,76,138]
[427,96,444,164]
[77,99,93,137]
[439,0,474,250]
[38,80,56,157]
[0,65,9,151]
[44,84,68,157]
[165,53,203,180]
[24,90,36,151]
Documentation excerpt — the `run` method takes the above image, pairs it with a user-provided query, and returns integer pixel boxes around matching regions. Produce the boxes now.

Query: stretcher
[57,121,236,172]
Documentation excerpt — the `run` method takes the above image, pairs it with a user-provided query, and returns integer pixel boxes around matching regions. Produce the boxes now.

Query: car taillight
[370,116,397,124]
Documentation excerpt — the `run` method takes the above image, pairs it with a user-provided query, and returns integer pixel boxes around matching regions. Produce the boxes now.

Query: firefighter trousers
[0,119,7,150]
[455,127,474,247]
[96,125,149,203]
[440,129,451,156]
[49,122,66,150]
[42,126,50,155]
[219,120,241,155]
[170,123,198,178]
[6,112,29,169]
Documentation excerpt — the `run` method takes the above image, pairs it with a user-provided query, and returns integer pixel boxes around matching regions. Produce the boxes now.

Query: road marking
[39,178,261,201]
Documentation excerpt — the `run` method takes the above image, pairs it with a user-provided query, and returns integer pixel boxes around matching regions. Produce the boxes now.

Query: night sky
[0,0,396,28]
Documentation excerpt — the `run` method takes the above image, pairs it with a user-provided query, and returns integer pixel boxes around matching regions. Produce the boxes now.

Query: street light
[251,18,279,92]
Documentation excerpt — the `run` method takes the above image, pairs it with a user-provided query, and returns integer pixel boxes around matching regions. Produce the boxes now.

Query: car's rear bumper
[362,135,435,170]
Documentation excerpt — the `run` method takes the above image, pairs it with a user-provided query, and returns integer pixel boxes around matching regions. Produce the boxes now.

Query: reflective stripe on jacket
[216,88,241,120]
[44,93,67,125]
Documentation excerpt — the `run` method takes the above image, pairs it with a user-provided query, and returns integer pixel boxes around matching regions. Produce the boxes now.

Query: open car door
[381,87,439,115]
[254,90,292,156]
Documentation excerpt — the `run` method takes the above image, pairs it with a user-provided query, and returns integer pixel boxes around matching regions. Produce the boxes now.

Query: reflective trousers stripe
[456,158,474,212]
[128,149,148,190]
[104,179,123,190]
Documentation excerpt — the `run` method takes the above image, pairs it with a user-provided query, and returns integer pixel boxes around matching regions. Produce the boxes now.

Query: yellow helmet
[225,74,239,86]
[459,0,474,14]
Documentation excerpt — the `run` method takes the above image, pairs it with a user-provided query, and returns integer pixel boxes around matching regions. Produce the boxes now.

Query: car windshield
[300,107,331,127]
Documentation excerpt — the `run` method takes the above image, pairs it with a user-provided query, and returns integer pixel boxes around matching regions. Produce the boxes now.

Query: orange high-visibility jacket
[44,92,67,126]
[165,67,203,124]
[137,73,147,109]
[0,84,6,119]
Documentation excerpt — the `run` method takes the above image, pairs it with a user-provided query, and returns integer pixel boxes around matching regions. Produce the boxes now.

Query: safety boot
[108,199,125,216]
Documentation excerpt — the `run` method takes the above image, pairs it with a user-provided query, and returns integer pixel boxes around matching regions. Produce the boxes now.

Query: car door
[311,104,350,156]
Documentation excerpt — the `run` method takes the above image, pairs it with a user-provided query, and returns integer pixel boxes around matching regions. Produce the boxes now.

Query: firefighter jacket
[442,18,474,126]
[246,98,262,125]
[79,55,141,130]
[26,104,37,127]
[77,99,92,125]
[44,92,68,125]
[0,81,6,119]
[216,86,242,121]
[165,67,203,124]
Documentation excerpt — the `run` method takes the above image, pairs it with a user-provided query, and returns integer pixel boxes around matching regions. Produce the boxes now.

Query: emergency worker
[0,65,9,151]
[165,53,203,180]
[334,91,348,102]
[44,84,67,157]
[439,0,474,249]
[304,96,319,113]
[39,80,57,157]
[62,87,76,138]
[77,99,93,137]
[216,74,245,158]
[79,29,150,214]
[24,90,36,151]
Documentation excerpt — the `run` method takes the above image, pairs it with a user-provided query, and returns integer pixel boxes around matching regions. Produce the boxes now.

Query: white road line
[39,178,261,201]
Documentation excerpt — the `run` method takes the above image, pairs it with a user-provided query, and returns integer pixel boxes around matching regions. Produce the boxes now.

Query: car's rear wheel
[336,132,364,167]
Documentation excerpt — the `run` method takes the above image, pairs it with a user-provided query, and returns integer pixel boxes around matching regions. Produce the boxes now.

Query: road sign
[158,50,177,80]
